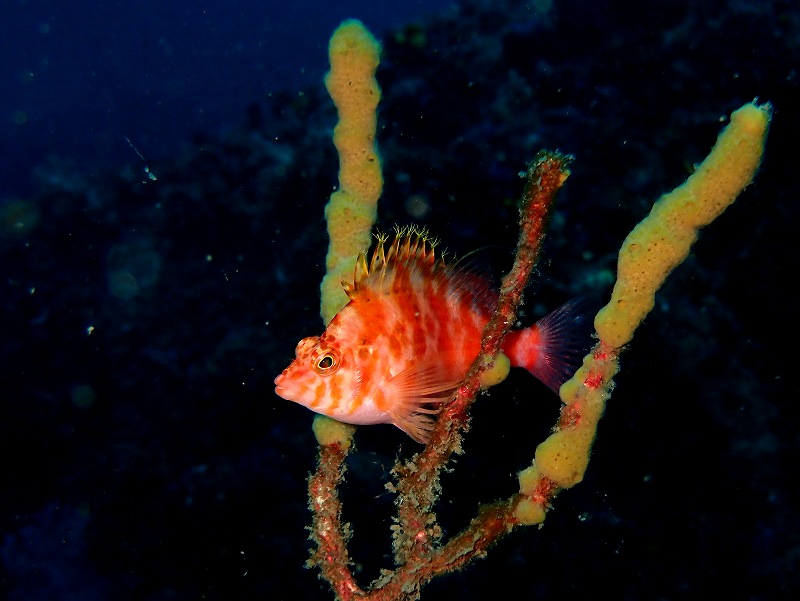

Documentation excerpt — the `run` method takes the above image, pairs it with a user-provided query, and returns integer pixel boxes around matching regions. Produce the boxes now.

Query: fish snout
[274,369,292,399]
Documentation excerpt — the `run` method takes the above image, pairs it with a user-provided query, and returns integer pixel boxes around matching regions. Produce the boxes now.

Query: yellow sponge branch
[524,102,771,503]
[595,102,771,349]
[320,20,383,325]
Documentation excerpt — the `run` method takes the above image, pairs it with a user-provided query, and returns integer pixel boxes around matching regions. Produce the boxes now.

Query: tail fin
[503,296,596,394]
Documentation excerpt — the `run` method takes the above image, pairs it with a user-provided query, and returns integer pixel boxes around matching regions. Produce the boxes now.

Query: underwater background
[1,0,798,599]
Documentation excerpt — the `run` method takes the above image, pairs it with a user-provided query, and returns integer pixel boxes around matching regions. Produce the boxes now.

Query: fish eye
[314,350,340,375]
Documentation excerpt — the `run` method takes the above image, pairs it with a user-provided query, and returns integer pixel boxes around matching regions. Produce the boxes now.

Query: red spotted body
[274,228,588,443]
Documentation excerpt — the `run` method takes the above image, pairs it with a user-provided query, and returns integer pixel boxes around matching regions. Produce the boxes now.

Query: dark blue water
[0,0,453,197]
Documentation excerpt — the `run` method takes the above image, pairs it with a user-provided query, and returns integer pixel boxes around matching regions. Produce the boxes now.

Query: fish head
[274,334,360,418]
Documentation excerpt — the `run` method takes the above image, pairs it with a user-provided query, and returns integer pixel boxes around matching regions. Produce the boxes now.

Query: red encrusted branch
[307,442,365,599]
[391,151,571,561]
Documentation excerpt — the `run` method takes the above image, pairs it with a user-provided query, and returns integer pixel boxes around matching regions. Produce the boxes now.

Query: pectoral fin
[384,360,462,444]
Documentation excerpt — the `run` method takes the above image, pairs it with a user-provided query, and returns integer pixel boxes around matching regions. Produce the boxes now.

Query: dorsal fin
[342,252,369,300]
[341,225,497,315]
[346,225,444,295]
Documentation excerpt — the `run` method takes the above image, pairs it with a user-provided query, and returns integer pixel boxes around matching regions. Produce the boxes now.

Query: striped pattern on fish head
[274,296,404,424]
[274,329,364,421]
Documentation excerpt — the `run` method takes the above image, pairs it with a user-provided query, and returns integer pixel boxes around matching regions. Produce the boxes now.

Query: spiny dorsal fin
[342,252,369,300]
[345,225,444,295]
[340,225,496,316]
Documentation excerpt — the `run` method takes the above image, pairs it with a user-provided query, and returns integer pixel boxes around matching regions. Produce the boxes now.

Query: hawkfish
[274,227,590,444]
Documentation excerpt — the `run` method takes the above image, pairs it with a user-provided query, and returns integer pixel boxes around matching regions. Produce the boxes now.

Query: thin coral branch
[390,151,571,565]
[383,151,571,595]
[307,442,365,599]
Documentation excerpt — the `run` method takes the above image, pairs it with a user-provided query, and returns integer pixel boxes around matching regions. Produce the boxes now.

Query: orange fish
[274,228,590,443]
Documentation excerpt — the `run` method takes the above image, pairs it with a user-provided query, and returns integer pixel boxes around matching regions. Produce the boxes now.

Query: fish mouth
[274,373,304,402]
[275,384,297,403]
[274,373,289,398]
